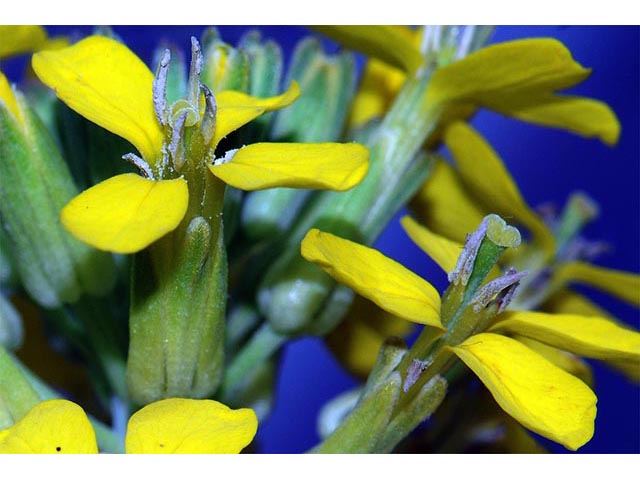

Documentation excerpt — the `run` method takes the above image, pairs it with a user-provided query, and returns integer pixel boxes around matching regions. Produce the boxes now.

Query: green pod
[127,215,227,405]
[0,90,116,309]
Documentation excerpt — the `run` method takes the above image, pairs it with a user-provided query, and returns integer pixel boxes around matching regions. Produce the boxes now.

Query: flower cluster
[0,25,637,454]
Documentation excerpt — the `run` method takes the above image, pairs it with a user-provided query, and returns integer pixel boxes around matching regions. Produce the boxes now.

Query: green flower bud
[0,294,22,351]
[0,86,116,308]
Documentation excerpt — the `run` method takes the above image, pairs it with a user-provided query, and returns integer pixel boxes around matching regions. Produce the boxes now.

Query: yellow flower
[0,397,257,454]
[412,121,639,307]
[0,26,68,60]
[31,35,369,254]
[301,227,640,450]
[336,27,619,146]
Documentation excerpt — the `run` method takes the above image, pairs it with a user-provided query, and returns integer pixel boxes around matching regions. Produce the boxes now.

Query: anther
[153,49,171,127]
[200,83,217,147]
[448,217,488,286]
[168,111,188,171]
[471,267,529,313]
[122,153,154,180]
[187,36,204,109]
[403,358,431,393]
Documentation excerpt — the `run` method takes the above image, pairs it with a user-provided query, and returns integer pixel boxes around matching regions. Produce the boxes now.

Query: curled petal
[313,26,423,73]
[490,94,620,146]
[400,216,462,274]
[444,122,555,255]
[427,38,590,104]
[301,229,442,328]
[491,310,640,363]
[553,261,640,307]
[409,158,485,245]
[32,35,163,163]
[209,142,369,191]
[61,174,188,254]
[0,25,47,59]
[125,398,257,454]
[214,82,300,146]
[0,399,97,453]
[451,333,597,451]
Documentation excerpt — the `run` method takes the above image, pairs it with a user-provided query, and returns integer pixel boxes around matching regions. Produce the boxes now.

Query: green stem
[219,323,286,402]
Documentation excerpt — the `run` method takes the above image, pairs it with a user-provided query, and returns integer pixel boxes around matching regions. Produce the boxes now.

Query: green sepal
[313,372,401,453]
[0,294,22,351]
[376,375,447,452]
[361,338,408,397]
[127,215,227,405]
[0,94,116,308]
[0,346,40,429]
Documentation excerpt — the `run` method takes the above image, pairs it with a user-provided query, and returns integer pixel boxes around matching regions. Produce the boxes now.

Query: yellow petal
[61,174,188,254]
[444,122,555,255]
[209,142,369,191]
[514,336,594,387]
[400,215,462,274]
[0,399,97,453]
[0,26,47,59]
[427,38,590,105]
[32,35,163,163]
[301,229,442,328]
[489,94,620,146]
[491,310,640,364]
[348,58,406,128]
[542,288,612,319]
[451,333,596,450]
[553,261,640,306]
[0,71,22,126]
[313,26,423,73]
[213,82,300,147]
[541,289,640,382]
[125,398,257,454]
[326,295,415,377]
[409,158,485,245]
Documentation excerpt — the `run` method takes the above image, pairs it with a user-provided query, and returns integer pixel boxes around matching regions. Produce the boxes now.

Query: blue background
[4,26,638,453]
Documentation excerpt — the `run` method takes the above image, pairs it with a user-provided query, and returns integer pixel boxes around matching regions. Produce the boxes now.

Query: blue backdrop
[3,25,638,453]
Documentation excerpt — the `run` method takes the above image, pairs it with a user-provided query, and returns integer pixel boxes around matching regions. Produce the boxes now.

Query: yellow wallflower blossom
[411,121,640,312]
[31,35,369,254]
[339,29,619,145]
[0,397,257,454]
[301,227,640,450]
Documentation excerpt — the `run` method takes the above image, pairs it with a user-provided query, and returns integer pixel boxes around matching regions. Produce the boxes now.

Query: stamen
[471,267,529,313]
[153,49,171,127]
[187,36,204,109]
[200,83,217,146]
[403,358,431,393]
[448,217,488,286]
[168,111,188,170]
[122,153,154,180]
[456,25,475,59]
